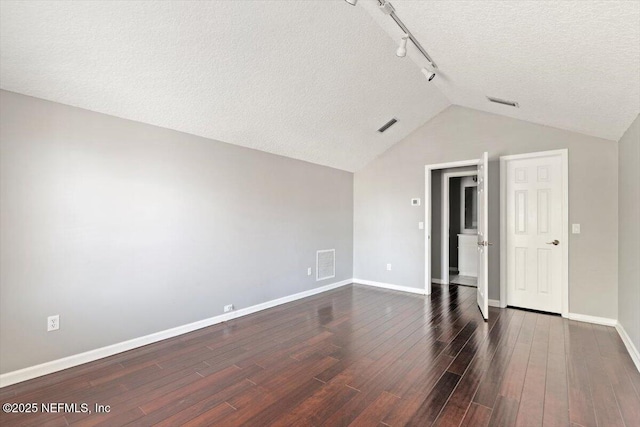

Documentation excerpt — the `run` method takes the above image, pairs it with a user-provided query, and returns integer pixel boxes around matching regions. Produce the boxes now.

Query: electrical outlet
[386,263,392,271]
[224,304,234,313]
[307,267,312,276]
[47,315,59,332]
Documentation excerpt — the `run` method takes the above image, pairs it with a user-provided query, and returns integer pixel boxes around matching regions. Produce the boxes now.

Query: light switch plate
[572,224,581,234]
[419,222,424,230]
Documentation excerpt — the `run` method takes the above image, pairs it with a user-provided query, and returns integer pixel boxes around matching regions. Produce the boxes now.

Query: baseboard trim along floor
[3,278,636,387]
[0,279,352,388]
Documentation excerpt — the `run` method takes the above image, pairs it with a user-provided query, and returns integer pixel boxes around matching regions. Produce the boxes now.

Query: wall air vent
[316,249,336,281]
[487,96,519,108]
[377,118,398,133]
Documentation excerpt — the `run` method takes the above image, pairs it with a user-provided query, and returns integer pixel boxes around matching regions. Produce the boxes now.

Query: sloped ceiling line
[1,0,638,173]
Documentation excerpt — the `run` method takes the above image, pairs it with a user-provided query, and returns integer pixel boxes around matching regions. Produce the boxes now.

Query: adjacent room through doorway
[425,153,490,320]
[446,173,479,288]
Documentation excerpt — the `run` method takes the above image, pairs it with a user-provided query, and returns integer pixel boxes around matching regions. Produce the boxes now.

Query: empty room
[1,1,639,426]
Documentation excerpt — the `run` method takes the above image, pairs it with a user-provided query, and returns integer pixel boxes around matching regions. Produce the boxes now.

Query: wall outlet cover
[224,304,234,313]
[47,315,59,332]
[572,224,581,234]
[386,263,392,271]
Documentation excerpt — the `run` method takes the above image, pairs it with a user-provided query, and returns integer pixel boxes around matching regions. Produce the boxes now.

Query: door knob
[546,239,560,246]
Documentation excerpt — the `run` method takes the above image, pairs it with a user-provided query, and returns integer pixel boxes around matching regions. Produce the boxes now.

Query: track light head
[344,0,358,5]
[396,34,409,57]
[421,64,436,81]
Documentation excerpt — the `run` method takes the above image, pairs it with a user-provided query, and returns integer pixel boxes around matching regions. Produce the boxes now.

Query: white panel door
[506,155,563,313]
[477,152,489,320]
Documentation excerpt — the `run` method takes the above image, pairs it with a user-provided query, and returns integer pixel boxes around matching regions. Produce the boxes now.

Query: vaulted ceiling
[1,1,638,172]
[360,0,640,143]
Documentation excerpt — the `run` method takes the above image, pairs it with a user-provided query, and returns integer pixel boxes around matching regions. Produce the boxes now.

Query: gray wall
[0,90,354,374]
[354,105,618,319]
[618,114,640,353]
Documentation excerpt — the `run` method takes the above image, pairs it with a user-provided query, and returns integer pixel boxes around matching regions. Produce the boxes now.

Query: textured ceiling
[0,0,449,172]
[360,0,640,142]
[1,1,638,173]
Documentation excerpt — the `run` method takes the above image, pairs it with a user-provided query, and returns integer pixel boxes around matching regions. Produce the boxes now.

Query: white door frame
[441,170,478,285]
[499,149,569,316]
[425,158,480,295]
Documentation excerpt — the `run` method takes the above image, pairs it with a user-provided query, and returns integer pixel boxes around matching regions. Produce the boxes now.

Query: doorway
[500,149,568,315]
[442,170,479,287]
[425,153,490,320]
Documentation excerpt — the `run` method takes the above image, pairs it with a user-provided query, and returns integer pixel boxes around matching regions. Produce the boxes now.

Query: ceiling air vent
[487,96,519,108]
[378,118,398,133]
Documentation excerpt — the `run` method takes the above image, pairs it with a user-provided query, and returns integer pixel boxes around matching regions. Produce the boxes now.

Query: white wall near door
[500,149,568,315]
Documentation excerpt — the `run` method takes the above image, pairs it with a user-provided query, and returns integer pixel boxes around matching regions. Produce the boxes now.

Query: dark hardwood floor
[1,284,639,426]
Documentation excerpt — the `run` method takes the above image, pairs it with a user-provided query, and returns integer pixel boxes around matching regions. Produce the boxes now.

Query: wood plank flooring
[1,284,639,426]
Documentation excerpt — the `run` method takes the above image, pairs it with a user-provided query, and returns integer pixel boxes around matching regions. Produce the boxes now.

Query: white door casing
[501,150,568,314]
[476,152,489,320]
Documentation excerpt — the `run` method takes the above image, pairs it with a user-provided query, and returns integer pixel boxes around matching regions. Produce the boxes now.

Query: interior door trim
[499,149,569,317]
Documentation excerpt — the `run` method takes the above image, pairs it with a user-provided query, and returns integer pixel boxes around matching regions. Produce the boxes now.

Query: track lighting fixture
[343,0,440,75]
[421,65,436,82]
[396,34,409,57]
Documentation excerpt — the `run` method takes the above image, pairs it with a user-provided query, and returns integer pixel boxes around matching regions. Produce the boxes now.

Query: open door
[477,152,489,320]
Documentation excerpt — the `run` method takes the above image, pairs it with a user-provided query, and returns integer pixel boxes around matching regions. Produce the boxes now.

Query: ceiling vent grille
[316,249,336,281]
[378,118,398,133]
[487,96,519,108]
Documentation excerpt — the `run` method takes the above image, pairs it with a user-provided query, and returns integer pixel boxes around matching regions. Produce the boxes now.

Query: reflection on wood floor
[1,283,638,426]
[450,275,478,287]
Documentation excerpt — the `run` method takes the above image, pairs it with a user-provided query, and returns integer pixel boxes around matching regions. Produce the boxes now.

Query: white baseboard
[352,278,426,295]
[488,299,501,308]
[566,313,617,327]
[0,279,352,388]
[616,323,640,373]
